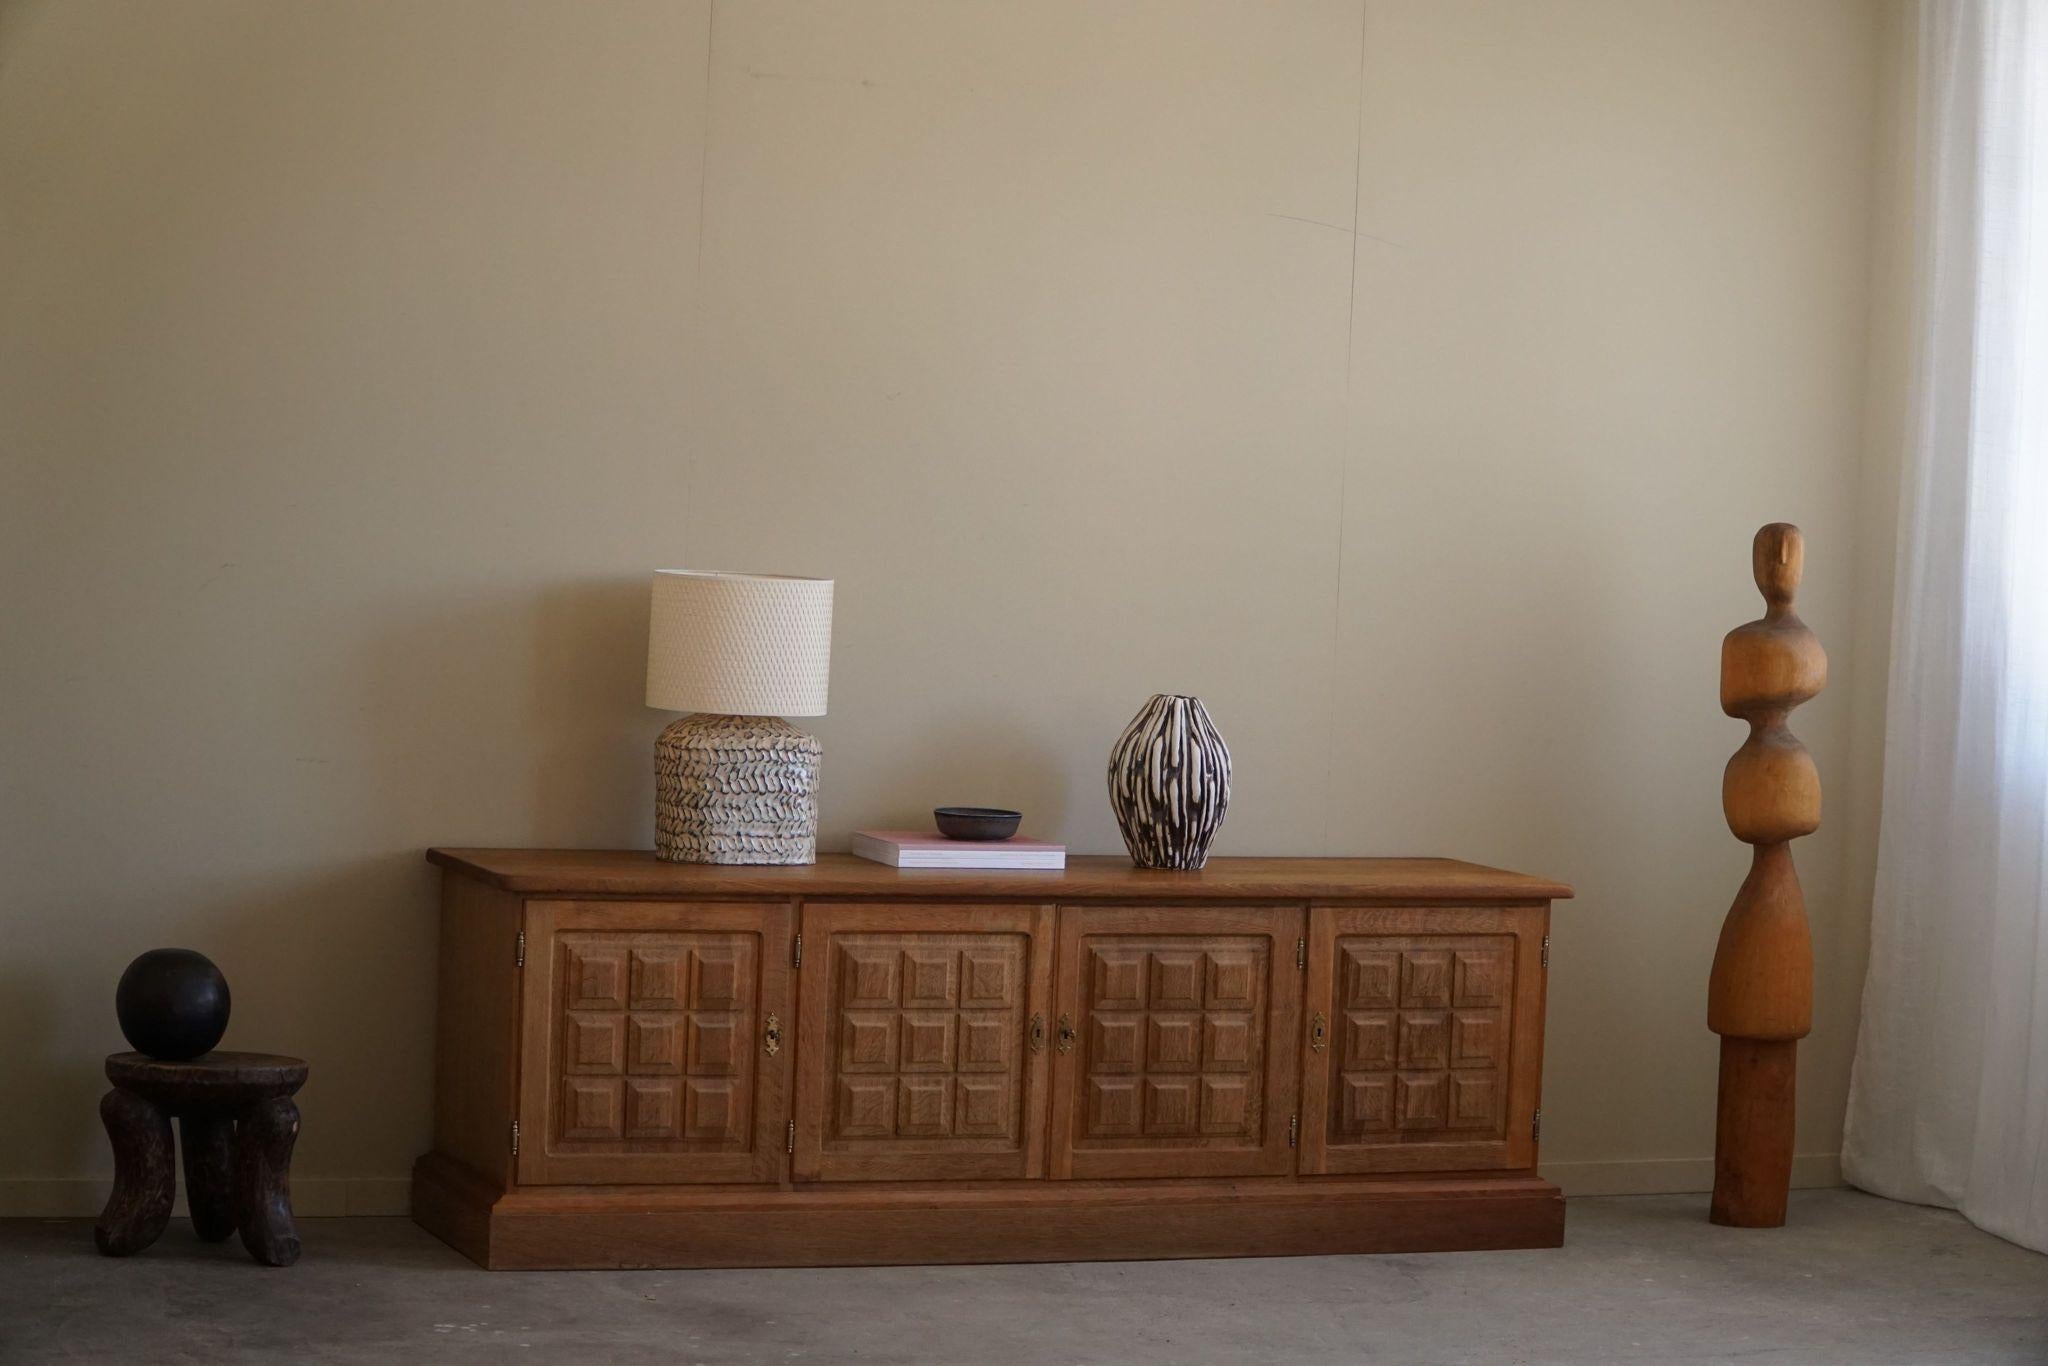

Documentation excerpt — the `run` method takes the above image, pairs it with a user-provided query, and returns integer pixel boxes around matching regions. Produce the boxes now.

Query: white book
[850,829,1066,869]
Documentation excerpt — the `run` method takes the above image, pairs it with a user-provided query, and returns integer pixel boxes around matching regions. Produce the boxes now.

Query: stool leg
[181,1114,237,1242]
[95,1089,174,1256]
[234,1097,301,1266]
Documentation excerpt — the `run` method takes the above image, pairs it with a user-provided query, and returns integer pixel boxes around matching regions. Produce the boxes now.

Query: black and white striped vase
[1107,694,1232,870]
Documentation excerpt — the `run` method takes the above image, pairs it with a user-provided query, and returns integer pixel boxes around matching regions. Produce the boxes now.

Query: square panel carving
[1145,1077,1198,1134]
[685,1079,741,1142]
[630,948,685,1009]
[957,1013,1012,1073]
[565,1013,624,1074]
[1079,938,1268,1143]
[1398,1012,1449,1069]
[1091,949,1147,1010]
[1149,953,1203,1010]
[551,932,757,1154]
[1203,1013,1253,1071]
[901,950,959,1007]
[1200,1076,1252,1134]
[825,933,1029,1146]
[838,1012,897,1072]
[956,1078,1009,1136]
[841,950,898,1009]
[1091,1015,1143,1072]
[1206,952,1257,1009]
[1342,949,1396,1010]
[1453,948,1506,1008]
[1396,1073,1448,1129]
[1329,935,1513,1145]
[692,950,742,1011]
[960,950,1016,1007]
[562,1076,623,1140]
[566,947,627,1011]
[1450,1075,1501,1129]
[628,1014,683,1074]
[837,1078,896,1137]
[1451,1012,1500,1069]
[1088,1077,1141,1135]
[1400,952,1452,1008]
[686,1014,738,1075]
[1341,1074,1393,1133]
[1344,1012,1394,1069]
[900,1014,956,1072]
[625,1078,680,1138]
[898,1077,952,1135]
[1147,1015,1201,1072]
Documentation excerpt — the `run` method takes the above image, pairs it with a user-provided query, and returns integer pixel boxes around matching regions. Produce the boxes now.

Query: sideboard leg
[234,1097,302,1266]
[182,1113,238,1242]
[95,1089,174,1256]
[1710,1037,1796,1228]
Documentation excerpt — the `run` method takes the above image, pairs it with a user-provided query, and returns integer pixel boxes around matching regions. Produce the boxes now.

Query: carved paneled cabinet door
[793,903,1055,1181]
[1049,905,1305,1179]
[1298,905,1546,1175]
[517,901,793,1185]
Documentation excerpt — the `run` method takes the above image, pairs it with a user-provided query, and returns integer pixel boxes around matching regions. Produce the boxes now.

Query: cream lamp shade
[645,570,834,717]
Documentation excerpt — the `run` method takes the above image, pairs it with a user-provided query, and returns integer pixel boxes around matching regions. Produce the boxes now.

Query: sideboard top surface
[426,849,1572,903]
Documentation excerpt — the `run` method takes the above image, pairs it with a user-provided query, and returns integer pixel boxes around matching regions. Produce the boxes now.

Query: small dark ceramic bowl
[934,807,1022,841]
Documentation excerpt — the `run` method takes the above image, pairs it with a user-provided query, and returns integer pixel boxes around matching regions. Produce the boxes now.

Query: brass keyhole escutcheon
[764,1013,782,1057]
[1055,1014,1076,1055]
[1309,1011,1328,1053]
[1028,1013,1047,1053]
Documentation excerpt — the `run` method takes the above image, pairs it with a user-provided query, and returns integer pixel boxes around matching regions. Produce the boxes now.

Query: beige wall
[1,0,1891,1211]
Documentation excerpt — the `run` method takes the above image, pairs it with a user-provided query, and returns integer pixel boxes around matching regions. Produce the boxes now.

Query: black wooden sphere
[115,949,231,1060]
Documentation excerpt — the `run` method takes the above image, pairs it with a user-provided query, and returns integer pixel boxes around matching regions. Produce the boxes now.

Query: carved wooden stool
[95,1051,308,1266]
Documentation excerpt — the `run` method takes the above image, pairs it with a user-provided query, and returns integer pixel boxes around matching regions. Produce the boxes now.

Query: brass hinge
[1288,1113,1299,1148]
[793,933,803,969]
[1541,935,1550,969]
[786,1120,796,1153]
[1296,937,1306,971]
[510,1119,520,1156]
[516,929,526,969]
[1533,1109,1542,1142]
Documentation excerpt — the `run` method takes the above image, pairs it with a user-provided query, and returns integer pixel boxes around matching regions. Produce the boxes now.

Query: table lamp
[645,569,834,864]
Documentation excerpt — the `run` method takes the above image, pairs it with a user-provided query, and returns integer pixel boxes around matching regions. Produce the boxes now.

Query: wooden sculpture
[1708,523,1824,1227]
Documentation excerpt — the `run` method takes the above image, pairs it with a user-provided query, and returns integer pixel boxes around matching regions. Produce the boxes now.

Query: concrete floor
[2,1191,2044,1364]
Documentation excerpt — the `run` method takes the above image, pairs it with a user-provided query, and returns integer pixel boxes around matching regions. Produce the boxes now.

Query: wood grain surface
[429,849,1572,903]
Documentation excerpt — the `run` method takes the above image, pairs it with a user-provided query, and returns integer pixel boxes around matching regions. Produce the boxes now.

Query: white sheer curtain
[1842,0,2048,1253]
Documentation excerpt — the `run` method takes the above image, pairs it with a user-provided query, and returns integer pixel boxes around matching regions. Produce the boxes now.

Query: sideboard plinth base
[412,1154,1564,1271]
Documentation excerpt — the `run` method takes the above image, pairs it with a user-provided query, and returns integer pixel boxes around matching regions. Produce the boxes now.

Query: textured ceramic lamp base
[654,714,821,865]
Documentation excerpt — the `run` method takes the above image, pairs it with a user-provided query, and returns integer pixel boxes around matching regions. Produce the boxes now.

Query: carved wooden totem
[1708,523,1825,1227]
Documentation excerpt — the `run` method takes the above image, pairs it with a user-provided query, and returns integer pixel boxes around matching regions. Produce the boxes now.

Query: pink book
[849,829,1066,869]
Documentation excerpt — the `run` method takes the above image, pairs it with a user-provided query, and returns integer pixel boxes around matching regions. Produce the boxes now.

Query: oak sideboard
[414,849,1572,1270]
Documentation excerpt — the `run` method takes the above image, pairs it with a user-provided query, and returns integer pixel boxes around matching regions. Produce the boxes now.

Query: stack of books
[849,829,1066,869]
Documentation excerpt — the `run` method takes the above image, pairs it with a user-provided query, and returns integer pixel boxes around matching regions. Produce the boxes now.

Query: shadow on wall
[830,705,1073,843]
[199,575,658,1181]
[527,576,657,843]
[0,973,84,1179]
[198,855,442,1182]
[3,855,448,1194]
[361,573,655,851]
[142,574,661,1183]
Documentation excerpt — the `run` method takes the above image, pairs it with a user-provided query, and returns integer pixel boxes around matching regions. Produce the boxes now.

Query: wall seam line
[1324,1,1370,856]
[687,0,718,558]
